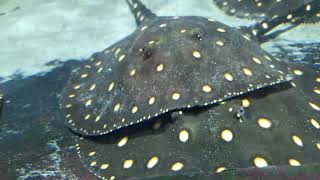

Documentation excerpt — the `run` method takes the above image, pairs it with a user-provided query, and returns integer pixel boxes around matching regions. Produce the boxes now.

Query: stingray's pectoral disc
[74,63,320,179]
[0,91,3,112]
[60,16,293,136]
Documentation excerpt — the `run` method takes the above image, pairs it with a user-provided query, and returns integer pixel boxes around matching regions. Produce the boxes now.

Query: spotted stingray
[0,92,3,113]
[213,0,320,22]
[59,0,302,136]
[76,63,320,179]
[60,0,320,179]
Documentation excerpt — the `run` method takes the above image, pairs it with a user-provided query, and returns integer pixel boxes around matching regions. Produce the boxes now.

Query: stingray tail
[126,0,157,26]
[246,0,320,42]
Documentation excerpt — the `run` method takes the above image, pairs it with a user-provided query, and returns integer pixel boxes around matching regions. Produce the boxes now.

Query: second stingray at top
[59,0,319,136]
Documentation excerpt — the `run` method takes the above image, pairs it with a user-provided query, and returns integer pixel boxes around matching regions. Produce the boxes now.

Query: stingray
[75,62,320,180]
[61,0,320,179]
[0,91,3,113]
[59,0,305,136]
[213,0,320,22]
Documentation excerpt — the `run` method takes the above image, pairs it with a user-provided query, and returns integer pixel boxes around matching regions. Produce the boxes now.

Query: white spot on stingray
[147,156,159,169]
[310,118,320,129]
[123,159,134,169]
[179,129,189,143]
[252,57,262,64]
[289,159,301,166]
[118,137,128,147]
[221,129,233,142]
[171,162,183,171]
[243,68,253,76]
[193,51,201,58]
[131,106,138,114]
[292,135,303,147]
[202,85,212,93]
[224,73,233,81]
[148,96,156,105]
[216,28,226,33]
[156,64,164,72]
[254,156,268,168]
[108,81,115,92]
[216,167,227,173]
[258,118,272,129]
[172,92,181,100]
[100,164,109,170]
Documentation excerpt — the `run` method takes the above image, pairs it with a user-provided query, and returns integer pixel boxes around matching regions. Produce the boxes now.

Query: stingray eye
[139,47,154,61]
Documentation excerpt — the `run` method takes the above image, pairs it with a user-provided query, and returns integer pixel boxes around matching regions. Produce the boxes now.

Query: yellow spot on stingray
[180,29,186,33]
[90,161,97,166]
[216,28,226,32]
[118,137,128,147]
[171,162,184,171]
[113,103,121,112]
[95,115,101,122]
[108,81,115,92]
[147,156,159,169]
[224,73,233,81]
[221,129,233,142]
[292,135,303,147]
[252,57,262,64]
[81,73,88,78]
[68,94,75,98]
[243,68,253,76]
[202,85,212,93]
[141,26,148,31]
[216,167,227,173]
[262,22,268,29]
[313,88,320,94]
[74,85,81,90]
[172,92,181,100]
[88,151,96,156]
[159,23,167,28]
[193,51,201,58]
[309,102,320,111]
[131,106,138,114]
[293,69,303,76]
[289,159,301,166]
[84,114,91,120]
[254,156,268,168]
[310,118,320,129]
[89,84,96,91]
[65,104,72,108]
[118,54,126,62]
[156,64,164,72]
[241,99,250,107]
[316,143,320,150]
[316,77,320,82]
[257,118,272,129]
[129,69,136,76]
[179,129,189,143]
[216,40,224,47]
[123,159,134,169]
[85,99,92,106]
[100,164,109,170]
[148,96,156,105]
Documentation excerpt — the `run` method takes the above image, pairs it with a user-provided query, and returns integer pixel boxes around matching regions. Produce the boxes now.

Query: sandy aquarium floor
[0,0,319,82]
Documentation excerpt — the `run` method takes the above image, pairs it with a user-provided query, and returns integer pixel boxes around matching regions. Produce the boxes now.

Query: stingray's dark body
[1,0,319,179]
[56,0,320,179]
[213,0,320,23]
